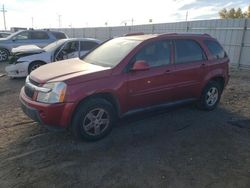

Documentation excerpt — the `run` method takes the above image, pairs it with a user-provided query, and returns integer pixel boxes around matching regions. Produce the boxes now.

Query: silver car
[0,32,12,38]
[0,29,67,62]
[5,38,101,78]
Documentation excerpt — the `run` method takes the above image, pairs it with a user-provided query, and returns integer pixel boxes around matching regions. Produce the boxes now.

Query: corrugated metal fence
[53,19,250,69]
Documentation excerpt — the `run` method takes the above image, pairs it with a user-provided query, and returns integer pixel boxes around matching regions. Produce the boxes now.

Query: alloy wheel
[82,108,110,136]
[0,49,8,61]
[205,87,219,106]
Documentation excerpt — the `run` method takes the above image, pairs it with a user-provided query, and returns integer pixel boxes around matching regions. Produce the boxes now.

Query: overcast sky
[0,0,249,30]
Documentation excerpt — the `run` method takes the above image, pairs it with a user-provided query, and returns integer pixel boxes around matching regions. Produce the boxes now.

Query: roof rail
[124,32,144,36]
[203,33,211,37]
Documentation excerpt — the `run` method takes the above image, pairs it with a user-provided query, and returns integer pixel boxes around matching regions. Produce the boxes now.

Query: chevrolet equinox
[20,33,229,141]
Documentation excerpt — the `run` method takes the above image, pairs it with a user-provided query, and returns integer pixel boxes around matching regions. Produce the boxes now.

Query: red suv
[20,33,229,141]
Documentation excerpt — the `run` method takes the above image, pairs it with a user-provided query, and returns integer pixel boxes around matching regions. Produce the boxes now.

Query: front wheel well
[0,48,10,54]
[209,76,225,89]
[28,60,46,73]
[70,93,120,126]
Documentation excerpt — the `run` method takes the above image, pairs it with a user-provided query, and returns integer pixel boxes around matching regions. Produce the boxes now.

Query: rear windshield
[83,38,142,67]
[51,32,67,39]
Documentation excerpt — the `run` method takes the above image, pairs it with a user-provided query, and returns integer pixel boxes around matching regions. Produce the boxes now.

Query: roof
[123,32,212,41]
[123,34,159,41]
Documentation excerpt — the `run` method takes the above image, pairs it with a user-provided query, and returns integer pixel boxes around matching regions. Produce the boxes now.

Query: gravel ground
[0,62,250,188]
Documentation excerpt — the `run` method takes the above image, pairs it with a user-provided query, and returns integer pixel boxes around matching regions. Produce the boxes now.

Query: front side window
[175,39,205,64]
[134,40,171,68]
[14,31,29,40]
[62,41,79,53]
[204,40,226,59]
[80,41,99,51]
[83,38,141,67]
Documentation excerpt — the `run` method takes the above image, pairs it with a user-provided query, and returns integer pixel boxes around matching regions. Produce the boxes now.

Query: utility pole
[185,11,189,21]
[31,17,34,28]
[58,14,61,28]
[0,4,7,30]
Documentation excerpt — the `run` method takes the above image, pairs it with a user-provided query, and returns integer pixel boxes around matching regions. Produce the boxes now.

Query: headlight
[36,82,67,104]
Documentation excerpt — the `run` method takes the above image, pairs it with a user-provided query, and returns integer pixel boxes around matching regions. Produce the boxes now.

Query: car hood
[30,58,111,84]
[12,45,44,54]
[0,38,7,42]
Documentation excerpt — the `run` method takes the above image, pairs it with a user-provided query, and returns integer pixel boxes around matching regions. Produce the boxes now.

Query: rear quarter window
[51,32,67,39]
[204,40,227,59]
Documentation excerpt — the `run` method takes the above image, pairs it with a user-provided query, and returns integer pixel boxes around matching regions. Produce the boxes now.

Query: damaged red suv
[20,33,229,141]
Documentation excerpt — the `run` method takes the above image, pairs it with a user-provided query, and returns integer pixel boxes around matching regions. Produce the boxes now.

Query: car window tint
[30,31,49,39]
[52,32,67,39]
[135,40,171,68]
[15,31,29,40]
[80,41,99,51]
[175,39,204,64]
[204,40,226,59]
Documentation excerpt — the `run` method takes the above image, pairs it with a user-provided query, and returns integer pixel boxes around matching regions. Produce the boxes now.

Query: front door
[127,40,175,111]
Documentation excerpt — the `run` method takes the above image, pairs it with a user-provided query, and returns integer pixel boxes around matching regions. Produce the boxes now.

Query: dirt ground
[0,62,250,188]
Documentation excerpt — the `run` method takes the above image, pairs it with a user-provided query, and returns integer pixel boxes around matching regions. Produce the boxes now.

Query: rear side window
[204,40,226,59]
[52,32,67,39]
[175,39,205,64]
[30,31,49,39]
[80,41,99,51]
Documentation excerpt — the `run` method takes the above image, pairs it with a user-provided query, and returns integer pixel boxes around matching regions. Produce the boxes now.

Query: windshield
[83,37,142,67]
[43,39,67,52]
[5,31,21,39]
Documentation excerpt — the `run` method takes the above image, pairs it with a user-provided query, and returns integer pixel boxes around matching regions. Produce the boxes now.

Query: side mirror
[131,60,150,71]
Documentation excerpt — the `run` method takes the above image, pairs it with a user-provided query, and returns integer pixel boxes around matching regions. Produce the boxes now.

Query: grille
[24,77,39,99]
[24,85,35,99]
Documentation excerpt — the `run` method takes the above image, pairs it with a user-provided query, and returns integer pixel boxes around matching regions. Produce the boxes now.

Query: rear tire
[28,61,45,74]
[197,81,222,111]
[71,98,116,141]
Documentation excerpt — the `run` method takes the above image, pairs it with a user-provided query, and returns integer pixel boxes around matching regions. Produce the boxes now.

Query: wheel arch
[28,60,47,73]
[70,92,121,127]
[204,75,225,89]
[209,76,225,89]
[0,48,10,54]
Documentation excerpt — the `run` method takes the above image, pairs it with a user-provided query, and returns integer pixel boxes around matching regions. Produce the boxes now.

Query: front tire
[71,98,116,141]
[0,49,9,62]
[198,81,222,111]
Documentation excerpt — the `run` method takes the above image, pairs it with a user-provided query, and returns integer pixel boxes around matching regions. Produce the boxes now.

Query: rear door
[171,39,207,100]
[127,40,175,110]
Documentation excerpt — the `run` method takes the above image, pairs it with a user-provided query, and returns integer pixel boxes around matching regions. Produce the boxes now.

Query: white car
[5,38,101,78]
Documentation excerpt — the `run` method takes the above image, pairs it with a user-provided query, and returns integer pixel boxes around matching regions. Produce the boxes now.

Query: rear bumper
[20,87,76,128]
